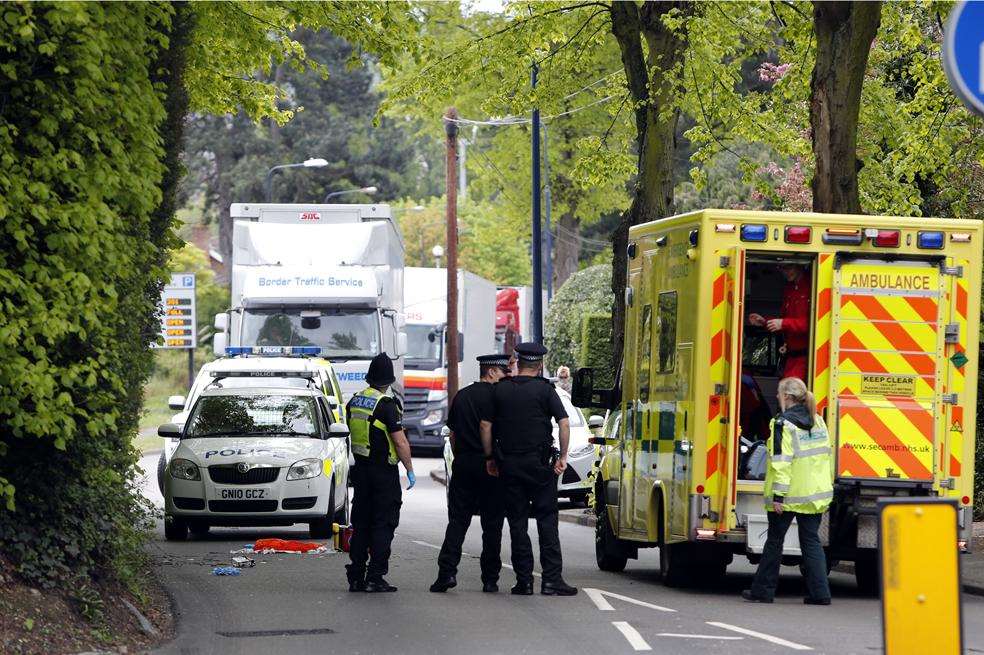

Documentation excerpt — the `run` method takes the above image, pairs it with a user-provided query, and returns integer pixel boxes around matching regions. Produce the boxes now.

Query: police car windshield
[185,395,320,438]
[241,309,379,359]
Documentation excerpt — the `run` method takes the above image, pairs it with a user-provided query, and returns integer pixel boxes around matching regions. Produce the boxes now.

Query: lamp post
[324,186,378,202]
[431,245,444,268]
[264,158,328,202]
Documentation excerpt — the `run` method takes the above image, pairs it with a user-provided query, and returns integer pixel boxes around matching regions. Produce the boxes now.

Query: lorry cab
[575,209,981,592]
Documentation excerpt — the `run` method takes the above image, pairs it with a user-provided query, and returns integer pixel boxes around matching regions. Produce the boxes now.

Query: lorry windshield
[241,309,379,359]
[185,394,319,438]
[405,324,442,365]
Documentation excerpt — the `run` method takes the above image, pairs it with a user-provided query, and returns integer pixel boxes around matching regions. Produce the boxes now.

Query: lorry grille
[403,387,429,415]
[208,500,278,513]
[208,466,280,485]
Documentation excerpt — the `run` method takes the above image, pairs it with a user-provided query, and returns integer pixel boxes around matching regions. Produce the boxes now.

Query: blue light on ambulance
[917,231,944,249]
[740,224,767,242]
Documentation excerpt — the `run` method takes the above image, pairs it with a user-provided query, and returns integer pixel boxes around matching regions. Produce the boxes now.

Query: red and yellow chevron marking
[813,254,834,413]
[704,254,733,499]
[945,260,969,486]
[833,260,941,481]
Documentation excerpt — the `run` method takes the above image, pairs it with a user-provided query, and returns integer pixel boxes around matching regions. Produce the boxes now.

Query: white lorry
[402,267,496,451]
[213,203,407,402]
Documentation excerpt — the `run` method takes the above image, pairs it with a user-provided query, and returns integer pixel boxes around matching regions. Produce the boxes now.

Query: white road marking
[583,588,676,613]
[412,540,440,550]
[707,622,812,650]
[657,633,743,640]
[408,539,541,577]
[612,621,652,651]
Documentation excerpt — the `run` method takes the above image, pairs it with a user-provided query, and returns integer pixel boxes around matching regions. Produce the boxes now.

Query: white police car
[158,378,350,540]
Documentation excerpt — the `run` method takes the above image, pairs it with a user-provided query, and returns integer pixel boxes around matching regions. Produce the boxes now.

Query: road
[138,453,984,655]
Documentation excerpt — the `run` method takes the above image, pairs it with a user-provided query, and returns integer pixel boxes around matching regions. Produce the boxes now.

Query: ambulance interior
[737,254,814,481]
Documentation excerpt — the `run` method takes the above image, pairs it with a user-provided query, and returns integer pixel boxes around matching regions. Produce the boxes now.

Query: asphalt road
[138,453,984,655]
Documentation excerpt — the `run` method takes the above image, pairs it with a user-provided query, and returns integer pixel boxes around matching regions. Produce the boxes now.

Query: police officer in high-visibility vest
[345,352,416,593]
[743,377,834,605]
[481,342,577,597]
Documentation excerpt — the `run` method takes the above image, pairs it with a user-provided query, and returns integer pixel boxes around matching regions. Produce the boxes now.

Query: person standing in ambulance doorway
[742,377,834,605]
[481,342,577,597]
[749,263,810,382]
[430,354,511,593]
[345,352,416,593]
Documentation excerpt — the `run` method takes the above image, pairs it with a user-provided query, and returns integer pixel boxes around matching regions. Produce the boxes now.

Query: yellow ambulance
[573,209,980,592]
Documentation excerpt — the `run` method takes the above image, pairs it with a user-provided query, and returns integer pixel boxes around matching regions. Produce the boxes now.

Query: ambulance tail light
[872,229,901,247]
[739,224,767,242]
[822,228,862,245]
[950,232,971,243]
[918,231,945,249]
[784,226,811,244]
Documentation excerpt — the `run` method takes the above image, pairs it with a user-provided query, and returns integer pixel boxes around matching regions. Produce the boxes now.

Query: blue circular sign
[944,0,984,116]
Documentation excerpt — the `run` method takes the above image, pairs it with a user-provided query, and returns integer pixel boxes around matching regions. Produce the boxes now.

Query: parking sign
[944,1,984,116]
[151,273,197,349]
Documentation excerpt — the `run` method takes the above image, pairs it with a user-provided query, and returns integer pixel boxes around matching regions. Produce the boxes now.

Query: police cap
[514,342,547,362]
[477,353,510,368]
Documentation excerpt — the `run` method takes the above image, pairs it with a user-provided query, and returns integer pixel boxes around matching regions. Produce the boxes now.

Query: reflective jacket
[348,387,398,465]
[763,404,834,514]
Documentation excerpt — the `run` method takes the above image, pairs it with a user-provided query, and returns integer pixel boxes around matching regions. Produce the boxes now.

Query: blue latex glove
[406,471,416,490]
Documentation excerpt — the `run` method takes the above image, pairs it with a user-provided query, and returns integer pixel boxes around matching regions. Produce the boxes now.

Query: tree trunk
[809,1,881,214]
[216,153,233,284]
[553,212,581,289]
[609,0,692,362]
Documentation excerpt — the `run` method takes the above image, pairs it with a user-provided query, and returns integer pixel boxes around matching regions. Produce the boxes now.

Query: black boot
[541,579,578,596]
[346,565,366,592]
[482,581,499,593]
[741,589,773,603]
[510,581,534,595]
[429,575,457,593]
[365,577,398,593]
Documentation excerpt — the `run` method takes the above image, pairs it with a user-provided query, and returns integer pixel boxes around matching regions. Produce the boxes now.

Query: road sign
[944,1,984,116]
[879,499,962,655]
[151,273,196,349]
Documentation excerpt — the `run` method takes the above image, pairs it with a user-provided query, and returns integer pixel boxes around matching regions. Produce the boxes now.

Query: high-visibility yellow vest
[764,413,835,514]
[348,387,398,465]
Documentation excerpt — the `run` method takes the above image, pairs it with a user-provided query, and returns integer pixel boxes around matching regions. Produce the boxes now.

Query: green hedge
[0,2,187,589]
[545,265,613,372]
[579,313,614,390]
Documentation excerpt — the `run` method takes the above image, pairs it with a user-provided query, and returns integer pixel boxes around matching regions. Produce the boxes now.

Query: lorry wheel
[309,484,335,539]
[854,555,880,596]
[164,516,188,541]
[156,452,166,494]
[659,543,694,587]
[595,502,628,572]
[188,521,210,537]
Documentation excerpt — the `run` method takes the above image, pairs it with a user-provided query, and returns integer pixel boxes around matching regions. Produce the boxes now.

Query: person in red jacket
[749,263,810,382]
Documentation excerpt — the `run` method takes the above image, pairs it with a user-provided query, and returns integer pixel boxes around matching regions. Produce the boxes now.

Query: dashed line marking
[707,622,812,650]
[612,621,652,651]
[583,588,675,613]
[408,539,541,577]
[657,633,742,640]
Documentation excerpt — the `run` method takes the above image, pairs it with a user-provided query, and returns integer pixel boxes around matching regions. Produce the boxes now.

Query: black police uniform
[434,357,507,589]
[491,344,570,590]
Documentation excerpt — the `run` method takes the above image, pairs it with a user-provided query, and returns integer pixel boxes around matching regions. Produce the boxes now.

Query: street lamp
[264,158,329,202]
[323,186,378,202]
[431,244,444,268]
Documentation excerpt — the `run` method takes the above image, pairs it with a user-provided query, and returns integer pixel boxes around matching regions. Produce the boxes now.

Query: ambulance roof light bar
[225,346,322,357]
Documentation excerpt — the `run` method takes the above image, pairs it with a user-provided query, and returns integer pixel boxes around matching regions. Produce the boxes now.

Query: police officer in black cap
[430,354,511,593]
[481,342,578,596]
[345,352,416,593]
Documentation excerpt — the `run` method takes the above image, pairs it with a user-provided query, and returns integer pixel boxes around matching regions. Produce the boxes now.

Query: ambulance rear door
[830,256,945,485]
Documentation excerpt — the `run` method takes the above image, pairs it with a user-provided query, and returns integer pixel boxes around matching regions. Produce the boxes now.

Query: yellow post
[880,499,962,654]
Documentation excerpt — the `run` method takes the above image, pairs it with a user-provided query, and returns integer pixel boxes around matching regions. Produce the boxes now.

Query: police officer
[345,352,416,593]
[481,343,577,596]
[430,354,510,593]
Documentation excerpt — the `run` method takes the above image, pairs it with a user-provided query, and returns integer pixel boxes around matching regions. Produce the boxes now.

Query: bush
[579,313,614,389]
[545,265,613,372]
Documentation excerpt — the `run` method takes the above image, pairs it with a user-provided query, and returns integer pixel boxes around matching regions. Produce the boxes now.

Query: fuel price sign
[152,273,196,349]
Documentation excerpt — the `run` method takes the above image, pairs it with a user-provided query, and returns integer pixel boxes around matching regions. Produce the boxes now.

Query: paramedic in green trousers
[742,376,834,605]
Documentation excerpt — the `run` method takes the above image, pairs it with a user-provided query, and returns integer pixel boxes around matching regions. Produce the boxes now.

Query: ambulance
[573,209,980,592]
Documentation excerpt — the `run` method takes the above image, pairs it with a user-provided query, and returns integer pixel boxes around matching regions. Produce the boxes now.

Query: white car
[158,382,350,540]
[442,388,602,504]
[157,351,345,493]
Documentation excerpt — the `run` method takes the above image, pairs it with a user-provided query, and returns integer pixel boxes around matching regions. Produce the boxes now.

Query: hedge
[0,2,188,589]
[545,265,613,372]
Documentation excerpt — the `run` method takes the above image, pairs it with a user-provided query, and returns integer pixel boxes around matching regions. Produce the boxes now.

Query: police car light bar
[225,346,322,356]
[209,370,317,379]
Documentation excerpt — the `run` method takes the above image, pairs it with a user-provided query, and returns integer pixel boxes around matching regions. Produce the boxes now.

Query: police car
[158,370,350,540]
[442,388,601,504]
[157,347,345,493]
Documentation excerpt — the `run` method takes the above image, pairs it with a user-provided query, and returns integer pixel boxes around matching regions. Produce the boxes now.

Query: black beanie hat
[366,352,396,387]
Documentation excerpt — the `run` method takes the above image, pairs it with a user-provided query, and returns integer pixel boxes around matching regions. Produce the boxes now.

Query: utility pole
[444,108,460,402]
[531,63,544,345]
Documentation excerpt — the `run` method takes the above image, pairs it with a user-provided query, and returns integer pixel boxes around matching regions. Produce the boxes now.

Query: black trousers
[750,511,831,601]
[347,462,402,581]
[502,452,562,584]
[436,453,505,583]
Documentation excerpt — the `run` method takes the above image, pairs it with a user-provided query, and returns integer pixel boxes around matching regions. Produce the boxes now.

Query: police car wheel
[164,516,188,541]
[309,481,335,539]
[156,452,166,494]
[189,520,210,537]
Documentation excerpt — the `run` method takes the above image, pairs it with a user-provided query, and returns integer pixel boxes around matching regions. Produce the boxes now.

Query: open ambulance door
[830,255,945,486]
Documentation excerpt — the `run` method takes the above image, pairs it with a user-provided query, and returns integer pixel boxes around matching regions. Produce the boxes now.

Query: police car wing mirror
[167,395,185,411]
[158,422,182,439]
[328,423,350,438]
[588,415,604,429]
